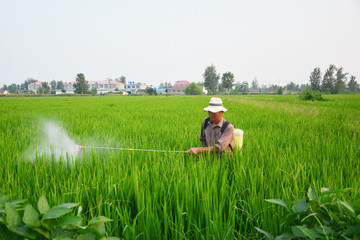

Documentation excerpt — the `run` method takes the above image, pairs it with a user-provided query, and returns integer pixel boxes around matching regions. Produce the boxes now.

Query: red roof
[174,81,190,85]
[249,89,260,93]
[28,82,42,85]
[0,90,7,93]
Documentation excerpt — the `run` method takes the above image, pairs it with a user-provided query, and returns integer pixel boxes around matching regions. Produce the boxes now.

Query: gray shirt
[200,117,235,152]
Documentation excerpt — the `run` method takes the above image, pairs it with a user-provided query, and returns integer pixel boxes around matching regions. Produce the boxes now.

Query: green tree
[91,87,97,96]
[50,80,57,90]
[203,64,220,93]
[221,72,235,91]
[286,82,298,91]
[39,82,50,94]
[73,73,88,94]
[56,81,64,90]
[347,75,358,92]
[145,87,157,95]
[185,82,202,95]
[322,65,336,93]
[334,67,347,94]
[251,77,259,89]
[8,84,20,93]
[240,81,249,93]
[309,67,321,91]
[277,86,284,94]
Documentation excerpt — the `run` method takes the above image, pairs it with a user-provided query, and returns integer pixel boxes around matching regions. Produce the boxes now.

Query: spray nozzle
[76,145,82,151]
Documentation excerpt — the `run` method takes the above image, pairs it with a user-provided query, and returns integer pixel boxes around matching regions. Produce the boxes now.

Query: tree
[91,87,97,96]
[277,86,284,95]
[73,73,88,94]
[240,81,249,93]
[8,84,20,93]
[40,82,50,94]
[145,87,157,95]
[347,76,358,92]
[56,81,64,90]
[164,82,172,88]
[115,76,126,85]
[185,83,202,95]
[309,67,321,91]
[334,67,347,94]
[286,82,297,91]
[203,64,220,93]
[50,80,57,90]
[251,77,259,89]
[221,72,235,91]
[322,65,336,93]
[1,85,8,90]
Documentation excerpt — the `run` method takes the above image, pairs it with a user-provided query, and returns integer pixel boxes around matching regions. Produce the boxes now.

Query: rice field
[0,94,359,239]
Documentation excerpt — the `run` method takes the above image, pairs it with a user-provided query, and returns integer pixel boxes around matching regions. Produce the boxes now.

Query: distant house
[168,80,191,95]
[64,80,124,94]
[124,81,147,94]
[0,90,9,95]
[249,89,260,93]
[28,82,50,94]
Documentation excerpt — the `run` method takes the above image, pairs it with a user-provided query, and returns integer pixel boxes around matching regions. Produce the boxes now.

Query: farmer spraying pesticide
[188,97,243,156]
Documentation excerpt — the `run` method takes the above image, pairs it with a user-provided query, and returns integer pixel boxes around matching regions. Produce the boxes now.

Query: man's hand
[187,148,200,157]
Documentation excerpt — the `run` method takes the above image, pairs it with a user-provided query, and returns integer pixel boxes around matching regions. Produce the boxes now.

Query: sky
[0,0,359,87]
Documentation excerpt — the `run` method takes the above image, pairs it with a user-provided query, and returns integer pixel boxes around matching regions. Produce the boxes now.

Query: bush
[256,187,360,239]
[0,193,119,240]
[299,87,326,101]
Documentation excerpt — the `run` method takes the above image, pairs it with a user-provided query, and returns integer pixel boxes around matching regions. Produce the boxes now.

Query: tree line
[309,65,358,93]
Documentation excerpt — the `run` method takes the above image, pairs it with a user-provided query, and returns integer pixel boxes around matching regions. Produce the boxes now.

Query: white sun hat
[203,97,228,113]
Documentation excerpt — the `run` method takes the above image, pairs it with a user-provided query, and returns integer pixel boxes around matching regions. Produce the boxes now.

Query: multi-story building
[28,82,51,93]
[124,81,147,94]
[168,81,191,95]
[64,81,124,94]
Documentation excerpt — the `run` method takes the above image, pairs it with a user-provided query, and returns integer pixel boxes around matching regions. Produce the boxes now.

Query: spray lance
[76,145,187,153]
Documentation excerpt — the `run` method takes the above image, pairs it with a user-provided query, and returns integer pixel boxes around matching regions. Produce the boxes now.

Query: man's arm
[188,146,215,156]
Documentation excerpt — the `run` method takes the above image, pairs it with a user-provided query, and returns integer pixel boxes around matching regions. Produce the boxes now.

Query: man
[188,97,235,156]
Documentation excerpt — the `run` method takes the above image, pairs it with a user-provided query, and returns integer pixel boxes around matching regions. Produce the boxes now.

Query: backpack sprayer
[76,145,187,153]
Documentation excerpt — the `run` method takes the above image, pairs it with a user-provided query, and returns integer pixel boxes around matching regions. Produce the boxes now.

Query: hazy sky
[1,0,359,87]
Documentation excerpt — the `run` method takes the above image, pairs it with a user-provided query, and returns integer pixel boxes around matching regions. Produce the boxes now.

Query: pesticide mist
[28,120,79,162]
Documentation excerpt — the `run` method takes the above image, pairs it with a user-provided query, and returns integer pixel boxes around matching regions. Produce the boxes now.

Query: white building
[64,80,124,94]
[124,81,147,94]
[168,81,191,95]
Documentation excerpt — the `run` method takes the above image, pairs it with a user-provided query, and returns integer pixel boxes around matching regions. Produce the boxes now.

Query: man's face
[208,111,223,124]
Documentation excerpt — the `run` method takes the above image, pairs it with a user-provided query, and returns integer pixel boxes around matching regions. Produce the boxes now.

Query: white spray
[29,120,79,162]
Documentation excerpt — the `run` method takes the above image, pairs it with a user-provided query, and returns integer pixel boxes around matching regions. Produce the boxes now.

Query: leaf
[56,203,79,209]
[265,199,288,209]
[38,196,50,214]
[23,204,40,226]
[107,238,121,240]
[292,226,321,239]
[9,199,27,207]
[342,224,360,236]
[307,187,318,201]
[5,202,21,229]
[0,194,9,205]
[339,201,356,215]
[88,216,113,225]
[90,222,106,235]
[14,226,37,240]
[274,232,294,240]
[51,228,77,239]
[42,207,72,220]
[76,233,96,240]
[315,226,335,235]
[255,227,273,240]
[58,215,83,226]
[32,227,51,239]
[77,205,82,216]
[292,199,309,213]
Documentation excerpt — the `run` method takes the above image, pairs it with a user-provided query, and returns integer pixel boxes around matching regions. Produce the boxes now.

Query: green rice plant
[0,95,359,239]
[0,193,119,240]
[256,187,360,239]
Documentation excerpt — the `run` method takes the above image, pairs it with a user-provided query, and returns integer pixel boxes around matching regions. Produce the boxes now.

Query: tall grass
[0,95,359,239]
